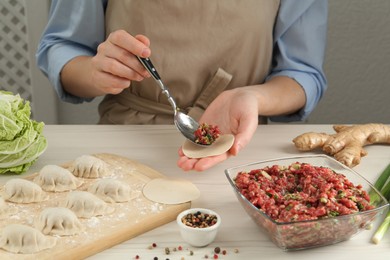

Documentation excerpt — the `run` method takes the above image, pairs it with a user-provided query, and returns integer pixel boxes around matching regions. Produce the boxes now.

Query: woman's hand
[177,76,307,172]
[61,31,152,98]
[177,88,259,171]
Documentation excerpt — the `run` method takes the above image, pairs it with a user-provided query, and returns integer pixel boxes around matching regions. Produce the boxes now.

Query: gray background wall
[307,0,390,124]
[2,0,389,125]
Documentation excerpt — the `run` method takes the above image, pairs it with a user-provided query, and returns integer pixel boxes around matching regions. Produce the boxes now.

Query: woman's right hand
[61,31,151,98]
[90,31,151,95]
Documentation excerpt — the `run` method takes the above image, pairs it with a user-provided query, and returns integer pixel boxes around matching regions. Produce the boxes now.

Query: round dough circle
[143,178,200,204]
[182,134,235,159]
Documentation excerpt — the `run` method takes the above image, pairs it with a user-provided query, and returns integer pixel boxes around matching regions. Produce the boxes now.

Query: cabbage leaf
[0,91,47,174]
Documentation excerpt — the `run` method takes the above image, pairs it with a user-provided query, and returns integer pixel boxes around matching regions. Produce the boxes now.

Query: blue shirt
[36,0,328,122]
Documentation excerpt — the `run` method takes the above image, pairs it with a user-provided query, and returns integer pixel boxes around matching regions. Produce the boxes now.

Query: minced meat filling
[194,123,221,145]
[234,162,374,223]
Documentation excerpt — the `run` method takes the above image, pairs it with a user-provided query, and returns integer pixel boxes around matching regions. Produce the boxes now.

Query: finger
[107,30,151,58]
[100,59,146,82]
[92,71,131,94]
[177,156,199,171]
[192,153,230,171]
[135,34,151,48]
[97,41,149,79]
[230,116,258,156]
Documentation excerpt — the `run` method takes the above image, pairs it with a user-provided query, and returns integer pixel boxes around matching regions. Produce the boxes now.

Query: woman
[36,0,328,171]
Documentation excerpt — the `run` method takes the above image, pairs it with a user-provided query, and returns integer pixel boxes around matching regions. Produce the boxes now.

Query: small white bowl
[177,208,221,247]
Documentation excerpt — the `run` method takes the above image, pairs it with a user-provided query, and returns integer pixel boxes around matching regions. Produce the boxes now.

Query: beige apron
[99,0,280,124]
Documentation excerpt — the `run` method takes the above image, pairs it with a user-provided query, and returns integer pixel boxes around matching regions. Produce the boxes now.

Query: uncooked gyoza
[63,191,114,218]
[2,178,47,203]
[0,224,56,254]
[69,155,108,178]
[87,178,135,203]
[34,207,83,236]
[34,165,83,192]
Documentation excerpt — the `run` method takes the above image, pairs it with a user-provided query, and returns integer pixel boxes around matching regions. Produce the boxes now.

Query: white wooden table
[1,125,389,260]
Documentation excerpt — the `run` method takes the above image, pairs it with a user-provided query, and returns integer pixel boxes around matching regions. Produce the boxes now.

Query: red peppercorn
[152,243,157,248]
[178,245,183,251]
[135,255,140,259]
[213,254,218,259]
[222,250,227,255]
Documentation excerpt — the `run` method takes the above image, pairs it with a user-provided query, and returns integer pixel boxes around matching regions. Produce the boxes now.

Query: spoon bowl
[137,56,209,146]
[174,111,199,142]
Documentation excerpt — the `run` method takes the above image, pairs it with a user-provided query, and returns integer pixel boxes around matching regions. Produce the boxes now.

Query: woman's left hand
[177,88,259,171]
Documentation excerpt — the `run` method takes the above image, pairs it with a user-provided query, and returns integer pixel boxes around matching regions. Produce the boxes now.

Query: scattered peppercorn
[204,254,209,259]
[234,248,239,253]
[213,254,218,259]
[152,243,157,248]
[173,247,177,252]
[214,247,221,254]
[189,250,194,256]
[165,247,170,255]
[178,245,183,251]
[153,257,158,260]
[222,250,226,255]
[135,255,140,259]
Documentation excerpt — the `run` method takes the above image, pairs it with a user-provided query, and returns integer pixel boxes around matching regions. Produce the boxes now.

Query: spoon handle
[137,56,161,80]
[137,56,177,111]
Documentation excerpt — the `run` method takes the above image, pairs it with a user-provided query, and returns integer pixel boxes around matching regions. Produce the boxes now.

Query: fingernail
[141,48,150,57]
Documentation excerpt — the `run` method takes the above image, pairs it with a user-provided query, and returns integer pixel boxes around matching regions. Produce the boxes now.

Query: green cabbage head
[0,91,47,174]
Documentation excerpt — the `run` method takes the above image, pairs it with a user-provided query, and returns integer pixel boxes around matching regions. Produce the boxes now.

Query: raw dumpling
[34,165,83,192]
[2,179,47,203]
[87,178,135,203]
[35,207,83,236]
[69,155,108,178]
[63,191,114,218]
[0,224,56,254]
[0,197,17,219]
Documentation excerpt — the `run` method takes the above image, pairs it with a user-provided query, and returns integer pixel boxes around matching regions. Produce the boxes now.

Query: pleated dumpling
[0,224,56,254]
[69,155,108,178]
[63,191,114,218]
[34,207,83,236]
[34,165,83,192]
[2,179,47,203]
[87,178,135,203]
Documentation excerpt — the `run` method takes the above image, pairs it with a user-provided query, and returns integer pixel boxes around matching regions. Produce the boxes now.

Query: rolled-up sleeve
[267,0,328,122]
[36,0,107,104]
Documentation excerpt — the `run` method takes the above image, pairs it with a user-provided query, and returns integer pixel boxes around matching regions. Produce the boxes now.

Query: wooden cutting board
[0,153,191,260]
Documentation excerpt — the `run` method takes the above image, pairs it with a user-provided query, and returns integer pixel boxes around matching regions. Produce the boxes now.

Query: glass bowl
[225,155,389,251]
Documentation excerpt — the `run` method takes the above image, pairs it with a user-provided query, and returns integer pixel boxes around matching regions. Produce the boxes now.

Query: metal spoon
[137,56,208,146]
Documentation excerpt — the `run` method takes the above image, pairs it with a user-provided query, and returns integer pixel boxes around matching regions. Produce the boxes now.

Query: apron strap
[116,90,174,116]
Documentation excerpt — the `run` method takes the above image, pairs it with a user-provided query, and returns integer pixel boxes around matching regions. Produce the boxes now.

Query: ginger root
[292,123,390,167]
